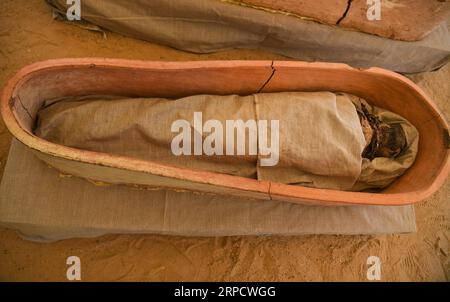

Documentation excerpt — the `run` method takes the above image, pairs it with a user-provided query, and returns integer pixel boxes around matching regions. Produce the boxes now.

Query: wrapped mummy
[35,92,418,191]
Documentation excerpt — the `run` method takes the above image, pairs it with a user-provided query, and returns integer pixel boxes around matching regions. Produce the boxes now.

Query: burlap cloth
[35,92,418,191]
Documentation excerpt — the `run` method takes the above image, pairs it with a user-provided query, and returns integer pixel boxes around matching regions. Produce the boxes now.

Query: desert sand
[0,0,448,281]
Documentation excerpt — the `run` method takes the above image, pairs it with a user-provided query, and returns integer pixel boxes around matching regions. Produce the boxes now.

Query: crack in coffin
[336,0,353,25]
[258,61,276,93]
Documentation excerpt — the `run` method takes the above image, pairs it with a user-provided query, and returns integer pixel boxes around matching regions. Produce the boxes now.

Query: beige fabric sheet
[0,139,417,242]
[38,94,259,179]
[35,92,418,192]
[255,93,365,190]
[46,0,450,73]
[36,92,367,191]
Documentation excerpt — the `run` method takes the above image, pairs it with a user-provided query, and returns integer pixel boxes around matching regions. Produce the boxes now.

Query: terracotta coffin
[1,59,449,206]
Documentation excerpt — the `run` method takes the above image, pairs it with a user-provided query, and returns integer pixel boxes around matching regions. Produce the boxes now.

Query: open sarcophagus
[1,59,449,206]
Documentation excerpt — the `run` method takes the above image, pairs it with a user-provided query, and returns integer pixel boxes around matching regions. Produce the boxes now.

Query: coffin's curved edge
[1,58,449,206]
[270,61,450,205]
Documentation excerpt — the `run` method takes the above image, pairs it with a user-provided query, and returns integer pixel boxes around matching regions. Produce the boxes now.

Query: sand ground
[0,0,448,281]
